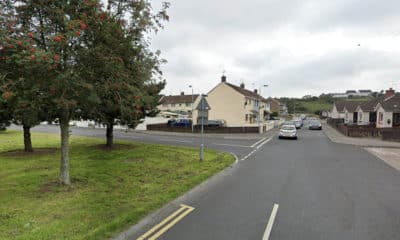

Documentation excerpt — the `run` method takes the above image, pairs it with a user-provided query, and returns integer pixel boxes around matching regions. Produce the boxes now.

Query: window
[359,112,363,122]
[171,103,176,107]
[162,103,168,107]
[379,112,383,122]
[185,102,191,107]
[245,114,248,121]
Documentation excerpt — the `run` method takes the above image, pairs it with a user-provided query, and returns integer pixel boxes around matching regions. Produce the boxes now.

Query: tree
[0,5,55,151]
[4,1,100,184]
[2,0,169,184]
[79,0,168,147]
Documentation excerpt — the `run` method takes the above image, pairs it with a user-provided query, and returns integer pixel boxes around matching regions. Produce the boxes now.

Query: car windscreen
[281,126,295,130]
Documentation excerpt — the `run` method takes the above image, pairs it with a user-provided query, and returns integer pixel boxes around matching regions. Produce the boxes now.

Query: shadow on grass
[0,148,58,157]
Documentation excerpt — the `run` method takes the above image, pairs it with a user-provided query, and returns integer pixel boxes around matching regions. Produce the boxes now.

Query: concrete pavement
[323,122,400,148]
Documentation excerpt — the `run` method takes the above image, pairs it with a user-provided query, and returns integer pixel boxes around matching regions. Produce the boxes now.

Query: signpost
[196,95,210,161]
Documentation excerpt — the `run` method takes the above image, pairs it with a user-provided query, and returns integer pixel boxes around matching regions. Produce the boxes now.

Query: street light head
[188,85,192,88]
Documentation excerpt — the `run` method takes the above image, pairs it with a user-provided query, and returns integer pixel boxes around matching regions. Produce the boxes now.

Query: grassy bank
[0,130,234,240]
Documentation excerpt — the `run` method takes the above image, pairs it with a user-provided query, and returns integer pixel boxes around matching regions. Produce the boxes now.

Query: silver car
[279,125,298,140]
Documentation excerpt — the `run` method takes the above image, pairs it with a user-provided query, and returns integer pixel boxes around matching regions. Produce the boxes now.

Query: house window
[162,103,168,107]
[171,103,176,107]
[379,112,383,122]
[185,102,191,107]
[359,112,363,122]
[245,114,249,122]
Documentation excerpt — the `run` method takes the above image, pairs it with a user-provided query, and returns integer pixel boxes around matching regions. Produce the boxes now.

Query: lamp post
[189,85,194,133]
[258,84,269,134]
[199,94,209,161]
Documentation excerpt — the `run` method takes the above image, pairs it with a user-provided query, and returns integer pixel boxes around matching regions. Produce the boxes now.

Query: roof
[343,101,364,112]
[333,102,347,112]
[225,82,262,99]
[334,101,363,112]
[380,97,400,113]
[160,94,200,104]
[358,97,384,112]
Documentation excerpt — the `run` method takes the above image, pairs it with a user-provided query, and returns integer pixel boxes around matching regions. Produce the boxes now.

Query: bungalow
[330,102,347,119]
[375,96,400,128]
[206,75,270,127]
[343,101,363,124]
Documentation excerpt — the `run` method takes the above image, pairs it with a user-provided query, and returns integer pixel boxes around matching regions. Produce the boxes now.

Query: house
[158,92,200,116]
[343,101,363,124]
[205,75,270,127]
[355,98,381,125]
[330,102,347,119]
[375,96,400,128]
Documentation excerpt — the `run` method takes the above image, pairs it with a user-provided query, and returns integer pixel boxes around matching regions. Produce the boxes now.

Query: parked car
[167,119,177,126]
[279,125,298,140]
[309,120,322,130]
[205,120,226,127]
[173,119,192,127]
[293,119,303,129]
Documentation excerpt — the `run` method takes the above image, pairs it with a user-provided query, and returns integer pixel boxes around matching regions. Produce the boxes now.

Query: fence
[327,118,398,139]
[147,123,263,134]
[381,128,400,142]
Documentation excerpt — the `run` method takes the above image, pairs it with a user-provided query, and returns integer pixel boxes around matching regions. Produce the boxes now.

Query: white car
[279,125,298,140]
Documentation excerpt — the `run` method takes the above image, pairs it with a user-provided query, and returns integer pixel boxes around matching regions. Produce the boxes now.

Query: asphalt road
[15,124,275,161]
[17,125,400,239]
[132,128,400,240]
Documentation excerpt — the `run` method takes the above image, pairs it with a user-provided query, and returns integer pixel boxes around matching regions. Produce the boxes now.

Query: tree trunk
[23,125,33,152]
[59,115,71,185]
[106,121,114,148]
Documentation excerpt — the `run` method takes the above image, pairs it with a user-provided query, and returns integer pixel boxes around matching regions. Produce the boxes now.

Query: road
[21,125,400,239]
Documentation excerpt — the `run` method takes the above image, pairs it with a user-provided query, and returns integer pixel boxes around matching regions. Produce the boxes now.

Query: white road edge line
[251,137,267,148]
[263,203,279,240]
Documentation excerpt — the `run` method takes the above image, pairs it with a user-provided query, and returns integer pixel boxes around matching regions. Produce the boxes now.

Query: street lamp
[188,85,194,133]
[258,84,269,134]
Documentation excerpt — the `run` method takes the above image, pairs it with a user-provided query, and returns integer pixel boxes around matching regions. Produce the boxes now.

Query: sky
[150,0,400,98]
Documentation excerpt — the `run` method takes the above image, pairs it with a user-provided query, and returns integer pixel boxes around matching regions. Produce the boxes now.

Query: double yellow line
[137,204,195,240]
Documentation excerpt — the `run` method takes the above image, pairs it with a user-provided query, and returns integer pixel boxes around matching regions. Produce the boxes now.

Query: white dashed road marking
[263,203,279,240]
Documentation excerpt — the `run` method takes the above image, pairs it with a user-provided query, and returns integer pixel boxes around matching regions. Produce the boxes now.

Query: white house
[375,97,400,128]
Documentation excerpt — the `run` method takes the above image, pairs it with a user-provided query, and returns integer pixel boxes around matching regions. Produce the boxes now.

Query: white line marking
[263,204,279,240]
[251,137,267,148]
[158,139,193,143]
[256,138,272,149]
[213,143,252,148]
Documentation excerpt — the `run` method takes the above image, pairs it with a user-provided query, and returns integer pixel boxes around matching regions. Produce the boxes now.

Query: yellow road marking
[137,204,195,240]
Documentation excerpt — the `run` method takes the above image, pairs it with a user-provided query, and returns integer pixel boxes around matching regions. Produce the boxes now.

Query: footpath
[323,122,400,172]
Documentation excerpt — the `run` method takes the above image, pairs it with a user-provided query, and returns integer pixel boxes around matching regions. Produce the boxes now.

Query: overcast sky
[151,0,400,98]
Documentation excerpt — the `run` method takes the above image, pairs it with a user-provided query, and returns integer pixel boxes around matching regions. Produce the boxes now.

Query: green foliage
[0,131,234,239]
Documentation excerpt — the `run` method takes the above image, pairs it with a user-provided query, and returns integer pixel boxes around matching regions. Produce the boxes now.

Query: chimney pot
[384,88,396,99]
[181,91,184,96]
[221,75,226,82]
[240,83,245,89]
[254,89,258,94]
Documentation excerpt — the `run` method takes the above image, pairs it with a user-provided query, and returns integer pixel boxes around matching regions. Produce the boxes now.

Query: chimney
[221,75,227,82]
[240,83,245,89]
[180,91,184,96]
[254,89,258,94]
[384,88,395,99]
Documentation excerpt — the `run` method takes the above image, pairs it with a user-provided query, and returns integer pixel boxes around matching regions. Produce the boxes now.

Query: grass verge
[0,130,234,240]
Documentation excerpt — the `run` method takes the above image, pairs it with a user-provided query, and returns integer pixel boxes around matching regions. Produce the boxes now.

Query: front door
[353,112,358,123]
[369,112,377,124]
[393,113,400,127]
